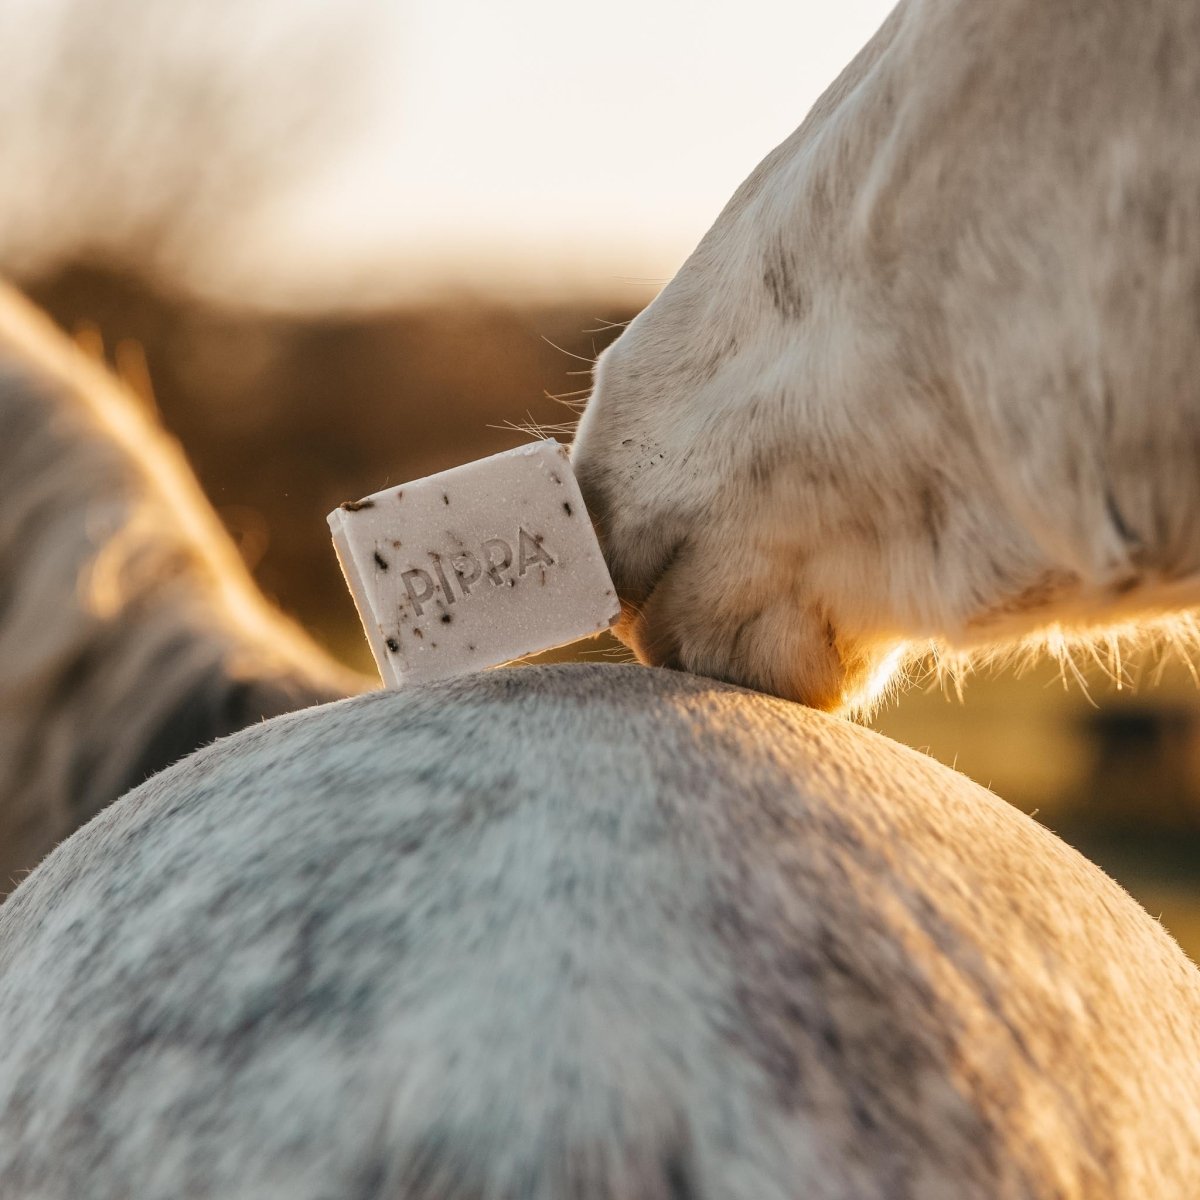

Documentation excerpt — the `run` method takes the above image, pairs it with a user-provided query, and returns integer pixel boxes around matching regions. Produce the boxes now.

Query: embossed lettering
[402,531,556,612]
[401,568,435,616]
[518,527,555,575]
[430,555,456,605]
[452,551,483,595]
[482,538,513,584]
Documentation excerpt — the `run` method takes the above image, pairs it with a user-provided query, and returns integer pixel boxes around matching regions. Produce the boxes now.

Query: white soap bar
[327,440,620,687]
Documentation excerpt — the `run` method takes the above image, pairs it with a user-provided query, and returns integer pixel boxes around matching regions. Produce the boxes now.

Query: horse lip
[613,536,688,666]
[611,533,686,611]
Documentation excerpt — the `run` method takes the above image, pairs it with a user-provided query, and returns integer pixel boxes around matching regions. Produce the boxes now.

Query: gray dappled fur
[1,664,1197,1199]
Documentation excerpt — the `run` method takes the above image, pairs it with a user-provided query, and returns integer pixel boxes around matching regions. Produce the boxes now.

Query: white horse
[2,663,1198,1198]
[573,0,1200,713]
[3,0,1200,1189]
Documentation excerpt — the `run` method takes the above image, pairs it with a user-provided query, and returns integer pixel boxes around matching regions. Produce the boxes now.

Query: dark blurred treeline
[27,262,637,670]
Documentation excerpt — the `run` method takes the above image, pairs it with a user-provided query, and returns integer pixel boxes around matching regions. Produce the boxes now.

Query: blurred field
[27,262,1200,962]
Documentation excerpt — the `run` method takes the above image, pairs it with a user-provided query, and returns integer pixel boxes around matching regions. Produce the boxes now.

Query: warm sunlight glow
[211,0,897,304]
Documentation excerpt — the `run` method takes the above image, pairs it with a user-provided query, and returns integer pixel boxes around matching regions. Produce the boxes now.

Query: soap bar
[328,440,621,687]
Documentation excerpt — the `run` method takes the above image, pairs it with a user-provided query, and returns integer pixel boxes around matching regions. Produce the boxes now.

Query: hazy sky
[0,0,895,305]
[218,0,896,304]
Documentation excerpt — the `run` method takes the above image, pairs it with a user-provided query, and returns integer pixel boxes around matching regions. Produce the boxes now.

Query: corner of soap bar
[328,443,620,688]
[326,499,398,687]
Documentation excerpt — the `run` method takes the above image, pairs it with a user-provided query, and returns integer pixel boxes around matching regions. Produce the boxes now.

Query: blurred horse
[0,285,360,893]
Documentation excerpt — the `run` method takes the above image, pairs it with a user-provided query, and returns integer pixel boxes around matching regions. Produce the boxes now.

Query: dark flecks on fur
[374,551,390,572]
[1104,487,1142,553]
[95,651,343,823]
[662,1143,701,1200]
[729,608,764,666]
[967,570,1082,628]
[762,235,808,321]
[918,485,944,560]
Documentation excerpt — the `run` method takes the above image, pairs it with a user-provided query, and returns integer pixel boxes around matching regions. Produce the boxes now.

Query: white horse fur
[573,0,1200,712]
[3,0,1200,1192]
[2,667,1198,1198]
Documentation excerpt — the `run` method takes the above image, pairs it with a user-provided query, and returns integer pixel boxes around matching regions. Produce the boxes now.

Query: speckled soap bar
[327,440,621,687]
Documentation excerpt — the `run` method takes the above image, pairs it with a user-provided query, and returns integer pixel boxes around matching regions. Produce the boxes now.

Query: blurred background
[4,0,1198,957]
